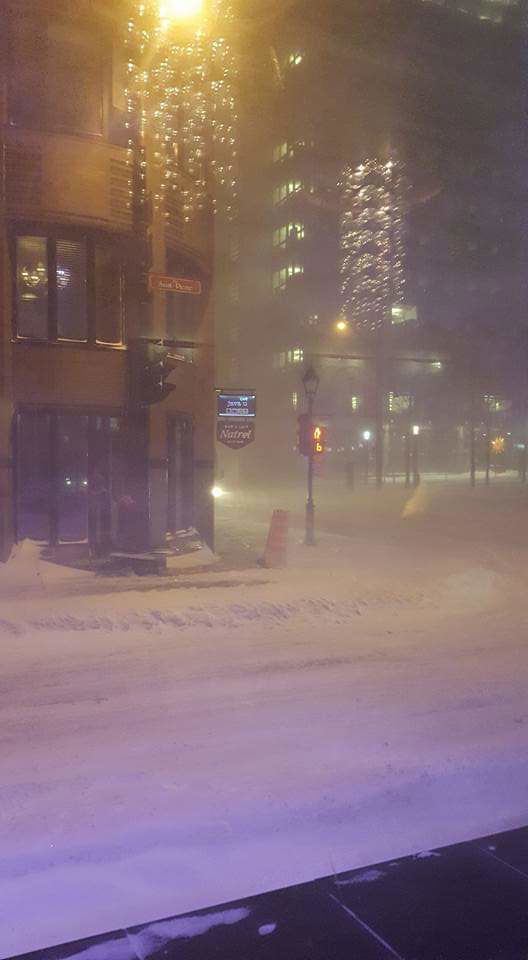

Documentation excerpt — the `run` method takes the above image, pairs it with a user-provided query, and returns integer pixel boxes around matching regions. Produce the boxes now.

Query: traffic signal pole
[305,393,316,546]
[374,325,385,488]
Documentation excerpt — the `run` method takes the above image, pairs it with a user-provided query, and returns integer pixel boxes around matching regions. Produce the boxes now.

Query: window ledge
[13,338,126,351]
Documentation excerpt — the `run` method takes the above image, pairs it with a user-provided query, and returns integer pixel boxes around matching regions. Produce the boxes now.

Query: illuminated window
[272,264,304,291]
[273,222,305,247]
[272,181,303,206]
[286,51,303,66]
[15,235,123,344]
[291,391,299,409]
[350,395,360,411]
[391,304,418,325]
[16,237,49,340]
[387,393,411,414]
[273,142,289,163]
[292,347,304,363]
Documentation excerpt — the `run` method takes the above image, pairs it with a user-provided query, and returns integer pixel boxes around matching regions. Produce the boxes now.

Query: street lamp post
[362,429,371,483]
[404,426,411,488]
[302,365,320,546]
[412,424,420,486]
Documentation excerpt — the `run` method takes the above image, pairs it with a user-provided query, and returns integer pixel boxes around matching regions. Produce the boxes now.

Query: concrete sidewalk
[9,825,528,960]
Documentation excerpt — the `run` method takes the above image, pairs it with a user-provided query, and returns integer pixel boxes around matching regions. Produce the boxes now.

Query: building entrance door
[167,415,194,533]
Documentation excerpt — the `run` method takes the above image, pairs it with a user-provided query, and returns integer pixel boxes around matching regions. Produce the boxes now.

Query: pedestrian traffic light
[298,415,327,456]
[312,424,327,455]
[129,340,182,406]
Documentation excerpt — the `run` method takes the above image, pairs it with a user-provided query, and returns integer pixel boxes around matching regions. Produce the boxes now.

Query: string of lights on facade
[339,158,406,332]
[124,0,238,223]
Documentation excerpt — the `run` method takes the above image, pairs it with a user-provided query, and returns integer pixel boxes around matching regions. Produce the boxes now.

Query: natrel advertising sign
[148,273,202,295]
[216,419,255,449]
[216,389,256,449]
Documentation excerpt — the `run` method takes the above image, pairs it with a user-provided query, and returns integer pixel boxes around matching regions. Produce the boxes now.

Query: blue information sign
[217,391,256,419]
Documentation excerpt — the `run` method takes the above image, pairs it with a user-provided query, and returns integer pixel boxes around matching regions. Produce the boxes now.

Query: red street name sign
[148,273,202,295]
[217,420,255,449]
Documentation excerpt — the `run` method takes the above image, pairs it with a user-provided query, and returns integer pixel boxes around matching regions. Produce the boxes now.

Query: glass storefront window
[57,414,89,543]
[16,412,52,541]
[16,237,48,339]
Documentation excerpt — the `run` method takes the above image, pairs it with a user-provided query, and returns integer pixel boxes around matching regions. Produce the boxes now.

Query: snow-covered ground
[2,480,528,956]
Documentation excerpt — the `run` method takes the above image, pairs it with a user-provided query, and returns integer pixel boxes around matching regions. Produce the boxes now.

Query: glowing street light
[159,0,203,24]
[362,429,371,442]
[412,424,420,436]
[336,318,348,333]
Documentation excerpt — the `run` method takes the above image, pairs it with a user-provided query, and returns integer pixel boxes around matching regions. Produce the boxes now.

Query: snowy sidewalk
[10,825,528,960]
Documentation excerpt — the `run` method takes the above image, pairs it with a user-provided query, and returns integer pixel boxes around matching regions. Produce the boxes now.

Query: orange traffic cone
[260,510,289,568]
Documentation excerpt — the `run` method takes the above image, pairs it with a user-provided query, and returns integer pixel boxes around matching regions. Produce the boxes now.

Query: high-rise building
[226,0,523,477]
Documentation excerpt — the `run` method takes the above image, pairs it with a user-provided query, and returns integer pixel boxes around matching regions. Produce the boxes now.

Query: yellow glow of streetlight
[336,319,348,332]
[159,0,203,23]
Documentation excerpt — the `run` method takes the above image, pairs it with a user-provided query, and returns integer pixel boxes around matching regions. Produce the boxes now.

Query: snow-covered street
[3,479,528,957]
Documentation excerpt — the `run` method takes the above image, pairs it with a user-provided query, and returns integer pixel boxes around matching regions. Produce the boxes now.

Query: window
[351,395,360,411]
[95,246,123,344]
[16,237,48,340]
[291,391,299,409]
[57,240,87,341]
[274,349,303,367]
[15,235,123,344]
[47,24,103,135]
[286,51,304,67]
[272,264,304,291]
[17,411,127,546]
[272,180,303,205]
[391,304,418,325]
[273,141,306,163]
[9,19,103,136]
[290,347,304,364]
[229,281,240,305]
[273,142,289,163]
[273,222,305,247]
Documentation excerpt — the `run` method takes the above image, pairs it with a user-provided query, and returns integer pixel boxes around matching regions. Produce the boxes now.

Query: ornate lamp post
[302,364,320,546]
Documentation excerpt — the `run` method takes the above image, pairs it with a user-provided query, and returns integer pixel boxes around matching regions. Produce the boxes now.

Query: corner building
[0,0,215,561]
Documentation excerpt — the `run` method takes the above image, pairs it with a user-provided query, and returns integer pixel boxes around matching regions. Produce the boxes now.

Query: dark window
[8,18,103,136]
[8,17,45,128]
[47,24,103,136]
[57,240,88,341]
[16,236,48,340]
[17,411,52,541]
[95,245,123,344]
